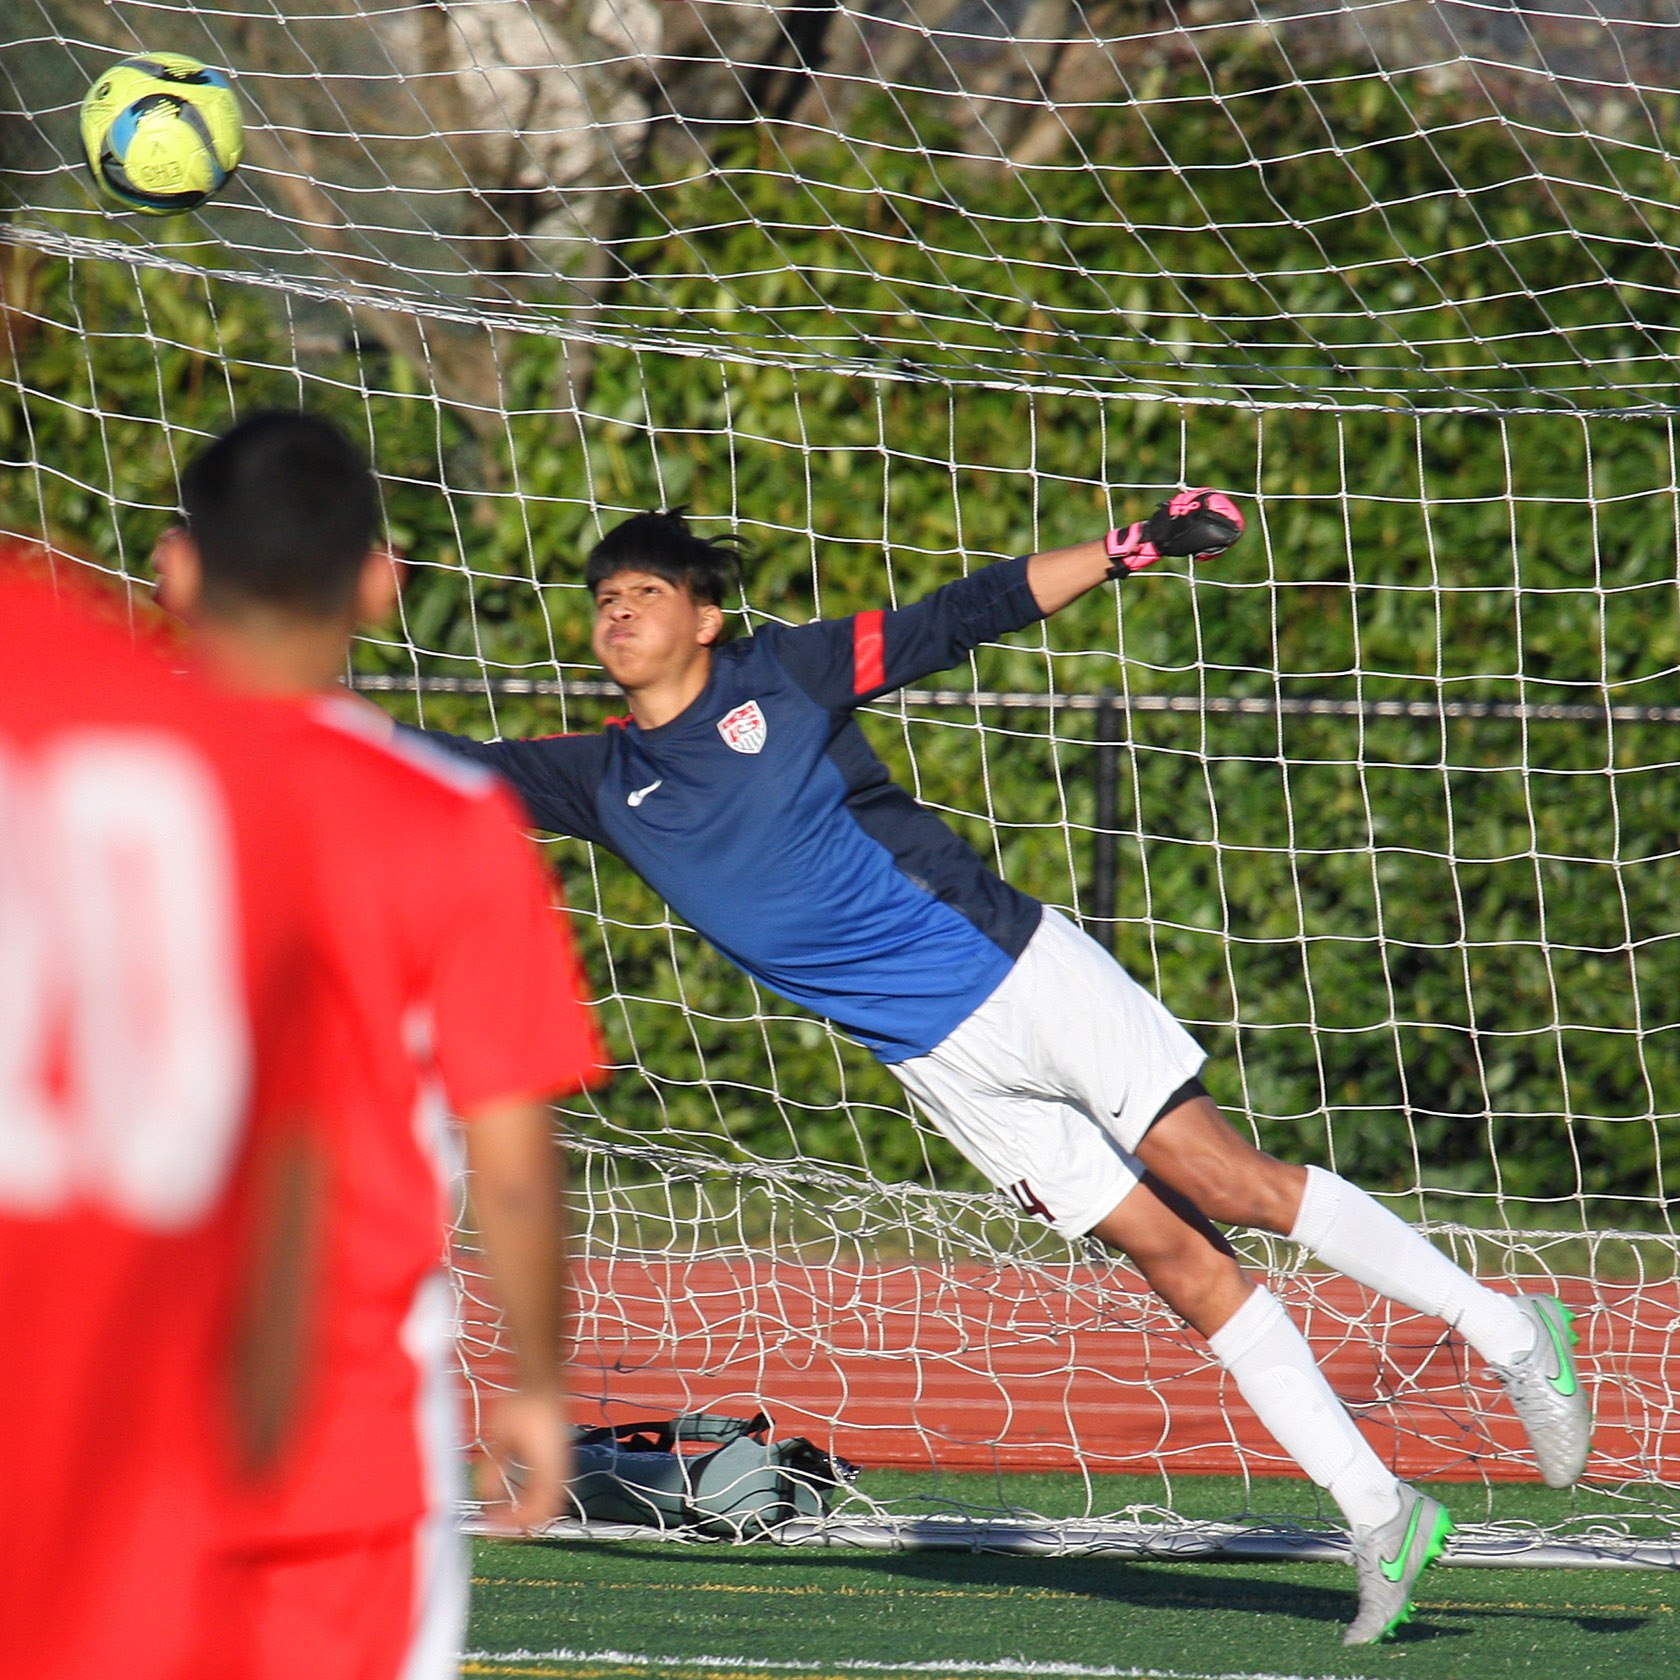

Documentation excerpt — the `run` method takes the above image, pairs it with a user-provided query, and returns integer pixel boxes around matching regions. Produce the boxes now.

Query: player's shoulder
[0,567,283,766]
[722,619,819,671]
[297,697,544,875]
[0,565,163,696]
[301,695,499,806]
[730,609,852,700]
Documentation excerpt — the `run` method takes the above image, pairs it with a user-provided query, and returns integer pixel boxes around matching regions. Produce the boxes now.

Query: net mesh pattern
[2,0,1678,1545]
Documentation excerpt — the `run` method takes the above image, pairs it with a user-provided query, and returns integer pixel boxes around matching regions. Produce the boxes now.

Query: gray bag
[568,1412,857,1538]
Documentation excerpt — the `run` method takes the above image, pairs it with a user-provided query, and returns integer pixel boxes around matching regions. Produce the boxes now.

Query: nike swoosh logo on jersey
[627,779,663,807]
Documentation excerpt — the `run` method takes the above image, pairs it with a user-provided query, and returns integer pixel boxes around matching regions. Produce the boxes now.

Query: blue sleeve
[398,723,611,845]
[767,554,1044,709]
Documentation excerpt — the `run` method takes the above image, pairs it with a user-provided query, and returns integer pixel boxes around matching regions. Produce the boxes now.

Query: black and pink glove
[1105,488,1244,577]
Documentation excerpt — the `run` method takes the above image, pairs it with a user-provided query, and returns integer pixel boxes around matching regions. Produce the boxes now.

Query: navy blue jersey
[412,556,1046,1060]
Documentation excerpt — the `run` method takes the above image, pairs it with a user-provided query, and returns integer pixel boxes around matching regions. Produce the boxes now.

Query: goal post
[3,0,1680,1564]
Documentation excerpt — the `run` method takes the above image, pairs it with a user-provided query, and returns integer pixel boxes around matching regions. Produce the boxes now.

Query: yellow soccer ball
[79,52,243,216]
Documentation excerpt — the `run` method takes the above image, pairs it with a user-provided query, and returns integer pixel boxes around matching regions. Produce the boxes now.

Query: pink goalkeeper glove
[1105,488,1245,576]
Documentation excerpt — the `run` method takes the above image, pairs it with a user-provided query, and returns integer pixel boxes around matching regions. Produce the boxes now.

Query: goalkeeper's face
[592,568,724,694]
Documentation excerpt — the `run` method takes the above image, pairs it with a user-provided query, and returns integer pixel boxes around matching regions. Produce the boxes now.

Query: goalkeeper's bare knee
[1136,1095,1309,1235]
[1088,1177,1253,1337]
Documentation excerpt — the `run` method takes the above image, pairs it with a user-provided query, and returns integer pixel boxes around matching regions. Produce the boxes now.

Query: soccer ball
[79,52,243,216]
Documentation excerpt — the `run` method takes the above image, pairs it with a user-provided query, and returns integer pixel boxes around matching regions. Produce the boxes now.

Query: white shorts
[892,907,1206,1239]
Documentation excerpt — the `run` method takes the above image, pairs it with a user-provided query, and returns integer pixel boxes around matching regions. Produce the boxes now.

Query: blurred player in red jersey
[0,544,330,1680]
[152,413,604,1680]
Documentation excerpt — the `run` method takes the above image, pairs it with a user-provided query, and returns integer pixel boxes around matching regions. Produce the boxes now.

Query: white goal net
[3,0,1679,1561]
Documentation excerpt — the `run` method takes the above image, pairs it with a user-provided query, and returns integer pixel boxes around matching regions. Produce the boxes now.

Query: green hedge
[4,66,1677,1226]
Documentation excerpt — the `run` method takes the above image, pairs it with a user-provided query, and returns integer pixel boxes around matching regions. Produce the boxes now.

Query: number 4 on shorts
[1006,1180,1054,1223]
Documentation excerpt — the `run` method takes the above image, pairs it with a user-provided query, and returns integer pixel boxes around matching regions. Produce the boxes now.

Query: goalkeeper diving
[400,491,1591,1646]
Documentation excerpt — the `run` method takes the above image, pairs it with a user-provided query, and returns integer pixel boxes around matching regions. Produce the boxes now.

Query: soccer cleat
[1491,1294,1592,1488]
[1343,1483,1454,1646]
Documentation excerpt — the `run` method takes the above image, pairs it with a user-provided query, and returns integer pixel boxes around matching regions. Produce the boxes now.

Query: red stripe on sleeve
[853,609,886,694]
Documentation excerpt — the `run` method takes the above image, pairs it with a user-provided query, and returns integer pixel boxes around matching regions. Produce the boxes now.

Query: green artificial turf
[465,1472,1680,1680]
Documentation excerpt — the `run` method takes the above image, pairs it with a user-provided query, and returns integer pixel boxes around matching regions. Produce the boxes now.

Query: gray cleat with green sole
[1344,1482,1455,1646]
[1492,1295,1591,1489]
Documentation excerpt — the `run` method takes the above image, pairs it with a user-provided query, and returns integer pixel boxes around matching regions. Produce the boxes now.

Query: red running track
[458,1257,1680,1484]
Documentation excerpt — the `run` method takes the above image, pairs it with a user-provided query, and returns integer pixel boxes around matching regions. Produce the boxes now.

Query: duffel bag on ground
[568,1411,858,1538]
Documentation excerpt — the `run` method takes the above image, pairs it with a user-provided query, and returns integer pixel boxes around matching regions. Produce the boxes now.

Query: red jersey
[236,694,601,1544]
[0,565,326,1680]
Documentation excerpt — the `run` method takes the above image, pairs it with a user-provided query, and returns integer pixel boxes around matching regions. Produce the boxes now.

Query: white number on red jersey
[0,731,250,1229]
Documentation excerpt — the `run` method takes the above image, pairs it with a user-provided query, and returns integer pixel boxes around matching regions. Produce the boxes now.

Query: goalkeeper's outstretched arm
[1027,488,1246,615]
[395,490,1243,805]
[775,489,1245,711]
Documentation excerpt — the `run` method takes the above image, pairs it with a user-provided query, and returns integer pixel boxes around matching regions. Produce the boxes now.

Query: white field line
[460,1649,1345,1680]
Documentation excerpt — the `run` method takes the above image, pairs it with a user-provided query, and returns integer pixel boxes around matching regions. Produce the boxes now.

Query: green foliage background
[4,65,1678,1234]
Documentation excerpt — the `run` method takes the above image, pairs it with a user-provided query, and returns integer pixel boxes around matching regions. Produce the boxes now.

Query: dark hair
[585,509,746,609]
[179,411,380,619]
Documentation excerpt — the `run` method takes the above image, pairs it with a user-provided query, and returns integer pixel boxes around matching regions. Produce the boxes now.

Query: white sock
[1290,1165,1536,1368]
[1208,1286,1401,1531]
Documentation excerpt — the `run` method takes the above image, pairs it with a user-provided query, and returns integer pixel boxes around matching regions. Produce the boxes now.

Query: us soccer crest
[718,699,767,754]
